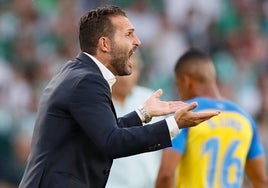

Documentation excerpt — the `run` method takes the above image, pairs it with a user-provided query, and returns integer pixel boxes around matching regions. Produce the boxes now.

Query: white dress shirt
[83,52,180,139]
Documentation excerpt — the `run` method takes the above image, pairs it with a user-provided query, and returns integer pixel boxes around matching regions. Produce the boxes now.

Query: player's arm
[155,148,181,188]
[245,156,268,188]
[245,118,268,188]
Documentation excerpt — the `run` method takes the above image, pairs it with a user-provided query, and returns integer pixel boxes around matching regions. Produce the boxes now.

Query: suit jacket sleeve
[68,74,171,159]
[117,111,143,128]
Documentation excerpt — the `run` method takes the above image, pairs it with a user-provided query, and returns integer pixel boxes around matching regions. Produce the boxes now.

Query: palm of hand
[143,89,187,117]
[174,103,220,129]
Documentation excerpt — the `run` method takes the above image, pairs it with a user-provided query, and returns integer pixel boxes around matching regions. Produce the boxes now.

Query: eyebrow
[127,28,135,32]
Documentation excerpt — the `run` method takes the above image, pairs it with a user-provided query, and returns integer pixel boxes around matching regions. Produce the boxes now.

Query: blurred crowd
[0,0,267,187]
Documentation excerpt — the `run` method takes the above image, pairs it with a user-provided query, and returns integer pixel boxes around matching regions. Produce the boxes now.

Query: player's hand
[143,89,188,117]
[174,102,220,129]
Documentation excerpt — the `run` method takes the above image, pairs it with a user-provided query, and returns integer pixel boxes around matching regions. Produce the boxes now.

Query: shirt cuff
[136,109,145,123]
[165,116,181,139]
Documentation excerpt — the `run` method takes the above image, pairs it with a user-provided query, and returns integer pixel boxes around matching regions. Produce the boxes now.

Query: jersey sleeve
[247,119,264,160]
[171,128,189,154]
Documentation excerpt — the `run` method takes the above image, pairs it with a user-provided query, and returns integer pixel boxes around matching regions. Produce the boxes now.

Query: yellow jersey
[172,97,264,188]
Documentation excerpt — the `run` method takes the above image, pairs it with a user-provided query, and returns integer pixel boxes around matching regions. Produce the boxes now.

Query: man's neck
[195,83,222,100]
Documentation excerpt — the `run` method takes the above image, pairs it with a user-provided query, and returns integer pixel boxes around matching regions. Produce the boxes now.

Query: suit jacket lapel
[76,52,118,122]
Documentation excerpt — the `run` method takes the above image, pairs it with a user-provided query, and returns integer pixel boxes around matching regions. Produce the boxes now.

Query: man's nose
[133,34,141,47]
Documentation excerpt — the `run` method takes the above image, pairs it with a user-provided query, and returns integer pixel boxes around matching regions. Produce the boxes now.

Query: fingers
[153,89,163,99]
[174,102,198,116]
[197,110,220,119]
[184,102,198,112]
[175,105,220,129]
[193,111,221,125]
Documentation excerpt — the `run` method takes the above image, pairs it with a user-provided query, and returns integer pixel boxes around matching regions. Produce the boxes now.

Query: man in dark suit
[19,6,219,188]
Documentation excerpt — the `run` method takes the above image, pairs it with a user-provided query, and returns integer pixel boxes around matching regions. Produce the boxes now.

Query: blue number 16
[202,138,242,188]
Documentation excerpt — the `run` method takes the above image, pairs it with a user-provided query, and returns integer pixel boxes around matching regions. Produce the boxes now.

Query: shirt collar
[83,52,116,90]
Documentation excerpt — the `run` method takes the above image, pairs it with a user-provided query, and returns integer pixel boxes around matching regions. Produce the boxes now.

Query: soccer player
[155,49,268,188]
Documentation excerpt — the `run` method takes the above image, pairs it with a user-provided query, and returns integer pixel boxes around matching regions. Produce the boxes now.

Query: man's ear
[183,74,192,89]
[183,74,197,92]
[175,74,189,88]
[98,37,111,53]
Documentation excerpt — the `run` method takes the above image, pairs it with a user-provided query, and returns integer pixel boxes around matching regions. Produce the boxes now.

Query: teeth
[131,48,136,55]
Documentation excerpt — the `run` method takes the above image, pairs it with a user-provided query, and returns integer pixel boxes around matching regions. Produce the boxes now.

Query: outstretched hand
[174,102,220,129]
[143,89,188,117]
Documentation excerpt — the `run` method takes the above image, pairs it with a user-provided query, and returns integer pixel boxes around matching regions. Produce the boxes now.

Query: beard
[110,42,133,76]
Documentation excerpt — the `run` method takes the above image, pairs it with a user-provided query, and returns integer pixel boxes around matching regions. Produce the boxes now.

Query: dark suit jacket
[19,52,171,188]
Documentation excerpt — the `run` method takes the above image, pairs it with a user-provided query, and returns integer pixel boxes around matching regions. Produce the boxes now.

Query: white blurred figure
[164,0,222,28]
[148,12,188,100]
[125,0,161,48]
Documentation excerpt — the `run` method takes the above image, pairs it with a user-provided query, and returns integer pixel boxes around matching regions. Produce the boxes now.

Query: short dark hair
[174,48,210,74]
[79,6,126,55]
